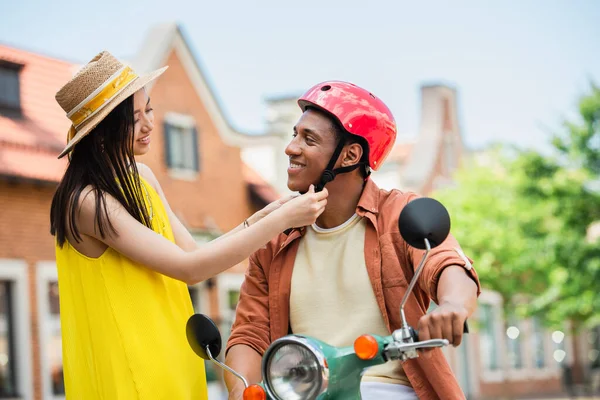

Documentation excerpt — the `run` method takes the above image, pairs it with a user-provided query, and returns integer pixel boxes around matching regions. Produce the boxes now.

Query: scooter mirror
[398,197,451,250]
[186,314,222,360]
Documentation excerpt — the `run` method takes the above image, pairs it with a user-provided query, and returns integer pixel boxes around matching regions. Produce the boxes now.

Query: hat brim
[58,66,168,159]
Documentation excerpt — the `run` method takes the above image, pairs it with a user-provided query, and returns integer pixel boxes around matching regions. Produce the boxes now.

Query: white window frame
[217,274,245,339]
[36,261,64,400]
[505,313,526,373]
[478,289,507,383]
[164,112,198,180]
[478,289,562,383]
[440,333,480,398]
[188,232,216,316]
[504,294,561,381]
[458,331,480,398]
[188,282,209,316]
[0,259,32,400]
[508,318,560,380]
[197,273,244,397]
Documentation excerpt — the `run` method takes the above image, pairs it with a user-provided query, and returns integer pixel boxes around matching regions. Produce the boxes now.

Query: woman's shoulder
[136,163,160,190]
[77,185,98,210]
[74,185,105,230]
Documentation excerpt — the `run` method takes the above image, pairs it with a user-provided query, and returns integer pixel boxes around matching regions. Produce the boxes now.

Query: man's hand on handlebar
[416,300,469,351]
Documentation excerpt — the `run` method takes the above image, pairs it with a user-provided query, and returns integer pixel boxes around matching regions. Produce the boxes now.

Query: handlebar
[385,320,469,362]
[384,338,450,361]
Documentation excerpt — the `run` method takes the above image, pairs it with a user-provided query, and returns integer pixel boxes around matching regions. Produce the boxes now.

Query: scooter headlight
[262,336,328,400]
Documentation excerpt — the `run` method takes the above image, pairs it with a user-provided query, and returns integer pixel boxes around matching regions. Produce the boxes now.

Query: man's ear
[341,143,364,167]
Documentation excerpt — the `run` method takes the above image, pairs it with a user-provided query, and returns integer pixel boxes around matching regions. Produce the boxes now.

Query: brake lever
[411,320,470,342]
[385,338,450,361]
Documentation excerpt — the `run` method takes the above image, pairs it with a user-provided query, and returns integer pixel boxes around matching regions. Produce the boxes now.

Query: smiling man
[225,81,481,400]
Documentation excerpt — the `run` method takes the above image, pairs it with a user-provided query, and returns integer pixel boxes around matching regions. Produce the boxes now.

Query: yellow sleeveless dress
[55,176,208,399]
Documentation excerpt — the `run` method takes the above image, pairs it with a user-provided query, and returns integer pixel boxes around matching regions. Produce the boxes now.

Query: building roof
[0,44,72,182]
[0,43,279,204]
[132,22,279,146]
[242,163,280,204]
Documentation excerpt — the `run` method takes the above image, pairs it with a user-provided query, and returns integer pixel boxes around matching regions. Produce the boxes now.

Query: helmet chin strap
[300,139,368,194]
[288,140,368,235]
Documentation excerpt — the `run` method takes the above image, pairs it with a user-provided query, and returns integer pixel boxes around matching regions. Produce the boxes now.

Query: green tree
[433,83,600,329]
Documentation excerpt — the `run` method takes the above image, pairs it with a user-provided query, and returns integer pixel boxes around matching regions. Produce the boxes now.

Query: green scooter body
[260,334,393,400]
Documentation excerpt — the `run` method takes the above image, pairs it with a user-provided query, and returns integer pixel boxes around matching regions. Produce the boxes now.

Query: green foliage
[433,83,600,330]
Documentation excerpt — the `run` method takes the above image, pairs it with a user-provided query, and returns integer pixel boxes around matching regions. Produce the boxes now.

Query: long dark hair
[50,94,152,247]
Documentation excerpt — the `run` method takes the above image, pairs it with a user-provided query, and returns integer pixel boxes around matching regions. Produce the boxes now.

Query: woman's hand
[248,193,299,225]
[273,185,328,229]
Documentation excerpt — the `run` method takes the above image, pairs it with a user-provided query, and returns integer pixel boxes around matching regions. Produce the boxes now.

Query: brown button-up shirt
[227,179,481,399]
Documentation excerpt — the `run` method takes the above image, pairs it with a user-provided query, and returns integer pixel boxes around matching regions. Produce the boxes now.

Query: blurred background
[1,0,599,399]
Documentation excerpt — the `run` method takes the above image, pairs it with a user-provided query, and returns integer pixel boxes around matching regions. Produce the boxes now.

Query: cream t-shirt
[290,213,410,387]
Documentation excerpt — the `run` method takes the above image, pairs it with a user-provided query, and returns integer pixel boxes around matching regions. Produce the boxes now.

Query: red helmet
[298,81,397,171]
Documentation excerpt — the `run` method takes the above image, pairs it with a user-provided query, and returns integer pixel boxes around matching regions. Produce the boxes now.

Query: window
[588,325,600,370]
[457,334,474,397]
[164,113,199,174]
[0,61,22,113]
[506,317,523,369]
[0,260,32,399]
[0,282,16,397]
[188,256,219,385]
[227,290,239,312]
[187,284,219,383]
[479,303,499,370]
[47,283,64,395]
[217,274,244,345]
[37,262,64,400]
[220,289,240,342]
[188,286,200,313]
[531,317,546,369]
[47,282,64,396]
[591,326,600,369]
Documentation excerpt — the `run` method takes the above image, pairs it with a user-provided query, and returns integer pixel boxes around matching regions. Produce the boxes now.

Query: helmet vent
[369,93,376,99]
[320,85,331,91]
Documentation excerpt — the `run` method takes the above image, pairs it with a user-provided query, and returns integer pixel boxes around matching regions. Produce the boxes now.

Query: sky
[1,0,599,151]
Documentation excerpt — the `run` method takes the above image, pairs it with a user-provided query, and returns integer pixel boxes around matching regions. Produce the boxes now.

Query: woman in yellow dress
[49,51,328,399]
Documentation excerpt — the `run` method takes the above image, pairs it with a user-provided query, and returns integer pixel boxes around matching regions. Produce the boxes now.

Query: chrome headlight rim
[262,335,329,400]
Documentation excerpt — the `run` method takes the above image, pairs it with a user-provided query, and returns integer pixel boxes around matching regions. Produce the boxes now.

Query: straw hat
[55,50,167,159]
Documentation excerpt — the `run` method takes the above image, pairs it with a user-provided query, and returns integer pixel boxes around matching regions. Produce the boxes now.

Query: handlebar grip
[411,320,469,342]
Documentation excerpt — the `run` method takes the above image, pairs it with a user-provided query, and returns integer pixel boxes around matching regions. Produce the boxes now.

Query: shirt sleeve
[225,250,272,356]
[401,194,481,304]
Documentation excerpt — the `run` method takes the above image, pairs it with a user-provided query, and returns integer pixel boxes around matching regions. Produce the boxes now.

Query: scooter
[186,197,468,400]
